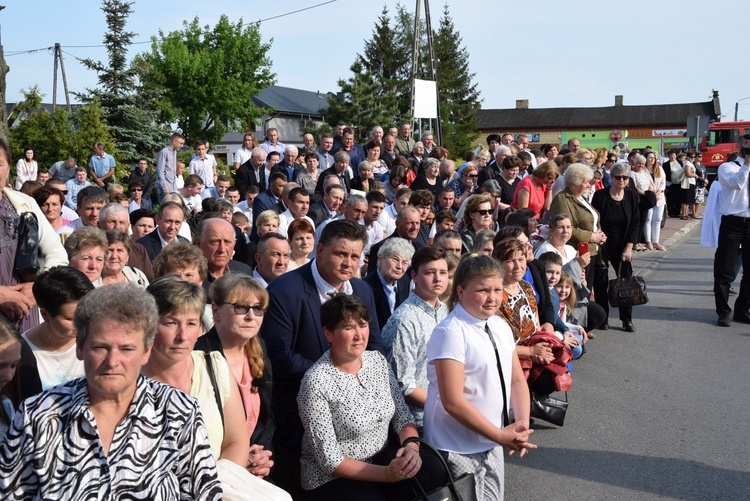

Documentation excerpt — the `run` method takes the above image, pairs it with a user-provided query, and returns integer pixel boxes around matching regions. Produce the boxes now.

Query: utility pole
[52,44,71,113]
[409,0,442,146]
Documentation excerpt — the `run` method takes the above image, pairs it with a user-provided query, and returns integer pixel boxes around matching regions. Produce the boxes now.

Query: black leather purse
[530,392,569,427]
[404,437,477,501]
[608,262,648,308]
[14,211,40,281]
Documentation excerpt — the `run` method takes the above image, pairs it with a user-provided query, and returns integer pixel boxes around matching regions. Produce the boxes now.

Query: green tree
[138,16,275,146]
[433,4,481,157]
[78,0,166,165]
[326,58,400,144]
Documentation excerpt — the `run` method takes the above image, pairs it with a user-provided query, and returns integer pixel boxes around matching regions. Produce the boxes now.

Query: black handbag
[14,211,40,281]
[404,437,477,501]
[530,392,568,427]
[608,262,648,307]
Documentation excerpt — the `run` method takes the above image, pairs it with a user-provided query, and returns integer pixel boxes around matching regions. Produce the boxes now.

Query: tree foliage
[433,4,481,157]
[138,16,275,146]
[325,58,401,144]
[9,87,116,177]
[77,0,166,165]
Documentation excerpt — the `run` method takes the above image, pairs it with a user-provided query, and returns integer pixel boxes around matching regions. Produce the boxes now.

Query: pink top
[512,175,548,218]
[237,359,261,438]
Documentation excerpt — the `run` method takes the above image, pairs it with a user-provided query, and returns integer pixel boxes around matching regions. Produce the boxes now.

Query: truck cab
[700,121,750,183]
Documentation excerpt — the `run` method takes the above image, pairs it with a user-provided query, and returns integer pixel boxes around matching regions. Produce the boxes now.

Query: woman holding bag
[425,254,535,500]
[592,163,640,332]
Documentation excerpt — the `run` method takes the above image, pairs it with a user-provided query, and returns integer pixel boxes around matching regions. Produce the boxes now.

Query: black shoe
[600,322,609,331]
[729,288,738,295]
[623,321,636,332]
[733,312,750,324]
[718,316,732,327]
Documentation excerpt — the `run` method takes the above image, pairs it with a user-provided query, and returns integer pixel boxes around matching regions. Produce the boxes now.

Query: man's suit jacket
[235,161,265,196]
[137,230,190,262]
[251,189,284,240]
[363,271,411,331]
[307,200,334,228]
[260,261,384,449]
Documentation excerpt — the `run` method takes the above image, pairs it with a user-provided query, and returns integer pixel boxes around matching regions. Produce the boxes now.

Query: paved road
[505,228,750,501]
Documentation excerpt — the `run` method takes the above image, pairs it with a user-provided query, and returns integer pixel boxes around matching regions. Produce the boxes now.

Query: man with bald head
[367,205,422,273]
[478,145,512,186]
[98,203,153,281]
[236,147,268,196]
[195,216,252,293]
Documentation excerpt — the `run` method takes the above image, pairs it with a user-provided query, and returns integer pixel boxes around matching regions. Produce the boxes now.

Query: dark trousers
[713,215,750,318]
[666,184,682,217]
[305,439,448,501]
[593,247,633,324]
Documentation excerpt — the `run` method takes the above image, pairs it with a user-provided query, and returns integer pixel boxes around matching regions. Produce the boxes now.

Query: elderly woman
[409,157,441,198]
[351,160,374,193]
[365,141,389,182]
[459,194,494,253]
[101,229,149,287]
[408,141,426,181]
[0,283,223,499]
[629,154,652,251]
[128,180,152,212]
[364,237,415,330]
[472,229,496,255]
[32,185,70,232]
[549,163,608,290]
[130,208,156,241]
[64,226,108,286]
[297,293,444,499]
[199,274,275,478]
[592,163,640,332]
[287,218,315,271]
[512,160,558,219]
[14,266,94,401]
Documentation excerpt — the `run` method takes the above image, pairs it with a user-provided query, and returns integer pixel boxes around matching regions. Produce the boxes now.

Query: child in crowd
[0,317,22,440]
[177,174,204,215]
[539,252,586,360]
[232,212,251,243]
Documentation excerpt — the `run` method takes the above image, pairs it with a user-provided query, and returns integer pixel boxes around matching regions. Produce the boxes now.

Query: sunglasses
[464,174,478,178]
[131,187,144,192]
[475,209,493,216]
[612,175,629,181]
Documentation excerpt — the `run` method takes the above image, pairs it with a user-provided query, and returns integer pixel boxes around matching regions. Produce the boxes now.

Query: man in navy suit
[235,147,267,196]
[261,219,383,495]
[136,201,190,261]
[363,237,413,330]
[250,172,287,240]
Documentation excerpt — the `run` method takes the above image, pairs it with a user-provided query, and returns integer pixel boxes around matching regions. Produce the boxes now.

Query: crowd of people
[0,126,700,499]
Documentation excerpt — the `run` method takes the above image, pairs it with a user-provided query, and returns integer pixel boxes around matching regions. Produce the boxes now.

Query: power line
[5,1,338,54]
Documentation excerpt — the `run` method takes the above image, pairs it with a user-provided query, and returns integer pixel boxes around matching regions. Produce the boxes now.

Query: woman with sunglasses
[591,163,640,332]
[459,194,495,253]
[128,180,152,211]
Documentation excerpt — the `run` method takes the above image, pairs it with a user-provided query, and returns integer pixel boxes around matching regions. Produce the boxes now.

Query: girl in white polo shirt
[424,254,535,500]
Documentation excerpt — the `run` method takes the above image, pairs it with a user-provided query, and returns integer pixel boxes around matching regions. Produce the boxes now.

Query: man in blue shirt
[88,142,116,188]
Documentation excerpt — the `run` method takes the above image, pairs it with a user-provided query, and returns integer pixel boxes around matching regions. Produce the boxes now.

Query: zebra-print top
[0,375,222,500]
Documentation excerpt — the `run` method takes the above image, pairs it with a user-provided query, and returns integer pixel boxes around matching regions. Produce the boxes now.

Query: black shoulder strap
[484,323,510,427]
[202,351,225,427]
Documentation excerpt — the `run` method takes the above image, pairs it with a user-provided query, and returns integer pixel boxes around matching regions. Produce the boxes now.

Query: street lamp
[734,96,750,121]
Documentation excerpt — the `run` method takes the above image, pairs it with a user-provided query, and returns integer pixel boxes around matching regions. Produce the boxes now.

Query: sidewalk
[631,214,702,276]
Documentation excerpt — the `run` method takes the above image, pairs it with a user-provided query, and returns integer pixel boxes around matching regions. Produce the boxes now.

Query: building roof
[476,98,721,131]
[252,85,330,116]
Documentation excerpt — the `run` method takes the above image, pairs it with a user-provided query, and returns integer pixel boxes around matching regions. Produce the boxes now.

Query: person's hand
[247,445,273,478]
[576,251,591,268]
[531,342,554,365]
[499,421,536,457]
[388,445,421,482]
[563,332,580,349]
[591,231,607,245]
[0,284,35,320]
[622,248,632,262]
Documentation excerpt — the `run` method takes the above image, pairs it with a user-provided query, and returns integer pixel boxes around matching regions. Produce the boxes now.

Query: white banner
[413,79,438,119]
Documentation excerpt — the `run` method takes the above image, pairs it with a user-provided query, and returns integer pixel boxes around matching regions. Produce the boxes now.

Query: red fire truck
[699,121,750,182]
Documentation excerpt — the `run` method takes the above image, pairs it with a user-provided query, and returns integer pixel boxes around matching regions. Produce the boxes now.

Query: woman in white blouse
[297,293,445,500]
[425,254,535,500]
[14,147,38,190]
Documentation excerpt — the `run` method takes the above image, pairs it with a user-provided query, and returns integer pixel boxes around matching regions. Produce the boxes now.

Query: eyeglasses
[223,302,266,316]
[388,256,410,268]
[475,209,493,216]
[612,175,629,181]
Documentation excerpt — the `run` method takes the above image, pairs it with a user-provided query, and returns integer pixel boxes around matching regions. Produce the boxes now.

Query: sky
[3,0,750,121]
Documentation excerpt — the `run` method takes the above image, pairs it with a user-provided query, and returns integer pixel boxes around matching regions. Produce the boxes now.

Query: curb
[633,219,702,278]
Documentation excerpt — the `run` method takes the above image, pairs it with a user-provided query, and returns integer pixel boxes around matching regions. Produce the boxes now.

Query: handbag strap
[202,351,225,427]
[402,437,465,501]
[484,323,510,427]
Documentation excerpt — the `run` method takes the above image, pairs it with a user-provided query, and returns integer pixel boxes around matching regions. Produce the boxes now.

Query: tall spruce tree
[326,58,400,144]
[78,0,166,165]
[433,4,481,157]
